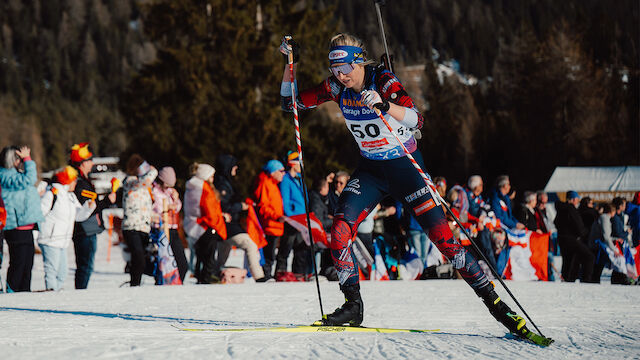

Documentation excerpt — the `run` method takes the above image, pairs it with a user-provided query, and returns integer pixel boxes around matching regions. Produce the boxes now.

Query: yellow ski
[174,325,439,333]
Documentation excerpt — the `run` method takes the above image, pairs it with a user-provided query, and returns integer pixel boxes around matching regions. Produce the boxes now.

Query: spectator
[400,205,429,268]
[214,154,266,282]
[184,163,227,284]
[310,175,337,281]
[578,197,599,233]
[466,175,488,218]
[38,166,96,291]
[278,151,311,278]
[329,171,349,215]
[516,191,539,232]
[0,185,5,292]
[0,146,44,292]
[611,197,630,284]
[151,166,188,282]
[476,227,509,276]
[535,191,558,257]
[434,176,447,199]
[252,160,285,278]
[121,155,158,286]
[489,175,525,230]
[70,143,116,289]
[589,203,619,283]
[554,191,593,282]
[625,191,640,247]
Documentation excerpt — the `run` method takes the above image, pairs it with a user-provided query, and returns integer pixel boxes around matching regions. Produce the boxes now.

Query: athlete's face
[331,63,364,90]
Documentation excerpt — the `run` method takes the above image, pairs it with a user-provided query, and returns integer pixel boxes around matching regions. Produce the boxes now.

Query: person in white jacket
[39,167,95,291]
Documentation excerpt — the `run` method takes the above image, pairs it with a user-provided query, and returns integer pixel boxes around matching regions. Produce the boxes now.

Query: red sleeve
[282,77,342,112]
[376,71,424,129]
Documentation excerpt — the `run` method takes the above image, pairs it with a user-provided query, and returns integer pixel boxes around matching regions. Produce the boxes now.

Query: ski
[522,329,554,347]
[173,324,439,334]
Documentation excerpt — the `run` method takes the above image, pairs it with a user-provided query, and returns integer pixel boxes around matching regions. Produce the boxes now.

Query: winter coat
[309,190,332,233]
[516,204,538,231]
[588,213,615,252]
[122,168,158,233]
[38,183,95,248]
[488,188,518,229]
[151,183,182,230]
[625,202,640,247]
[214,154,244,237]
[279,172,306,217]
[554,201,587,241]
[252,172,284,237]
[0,187,6,231]
[183,177,227,242]
[579,205,599,233]
[73,172,112,238]
[0,159,44,230]
[611,213,628,240]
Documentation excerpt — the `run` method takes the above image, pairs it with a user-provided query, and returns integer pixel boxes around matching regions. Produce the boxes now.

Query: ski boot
[314,284,363,326]
[477,285,554,346]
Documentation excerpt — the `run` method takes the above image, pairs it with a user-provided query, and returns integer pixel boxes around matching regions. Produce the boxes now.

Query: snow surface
[1,233,640,359]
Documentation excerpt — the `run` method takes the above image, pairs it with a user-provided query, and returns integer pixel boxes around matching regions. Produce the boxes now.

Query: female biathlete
[279,33,529,338]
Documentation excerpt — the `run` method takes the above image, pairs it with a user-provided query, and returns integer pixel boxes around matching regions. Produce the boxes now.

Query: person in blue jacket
[0,146,44,292]
[625,192,640,247]
[277,151,311,278]
[489,175,525,230]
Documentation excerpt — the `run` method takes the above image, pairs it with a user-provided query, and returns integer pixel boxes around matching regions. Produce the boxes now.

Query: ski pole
[285,35,325,318]
[368,103,546,337]
[374,0,393,73]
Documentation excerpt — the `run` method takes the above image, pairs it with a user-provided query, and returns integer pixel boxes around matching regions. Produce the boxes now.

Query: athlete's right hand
[279,36,299,64]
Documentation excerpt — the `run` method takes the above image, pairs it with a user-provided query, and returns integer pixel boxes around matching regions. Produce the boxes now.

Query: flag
[372,240,389,281]
[283,213,329,248]
[624,243,638,280]
[245,199,268,249]
[502,226,549,281]
[150,229,182,285]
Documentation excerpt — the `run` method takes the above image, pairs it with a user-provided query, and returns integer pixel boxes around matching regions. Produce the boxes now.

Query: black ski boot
[477,285,528,337]
[314,284,363,326]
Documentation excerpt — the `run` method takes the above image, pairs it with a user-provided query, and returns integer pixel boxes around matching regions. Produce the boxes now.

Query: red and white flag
[283,213,329,248]
[503,227,549,281]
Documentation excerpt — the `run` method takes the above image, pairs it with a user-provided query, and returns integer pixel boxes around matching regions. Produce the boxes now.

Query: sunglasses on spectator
[329,63,356,77]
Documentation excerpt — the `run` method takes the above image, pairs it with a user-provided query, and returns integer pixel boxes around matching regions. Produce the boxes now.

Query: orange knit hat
[56,166,78,185]
[70,143,93,163]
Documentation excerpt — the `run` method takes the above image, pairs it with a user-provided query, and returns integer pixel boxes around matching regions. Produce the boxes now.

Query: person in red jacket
[252,160,286,279]
[184,163,227,284]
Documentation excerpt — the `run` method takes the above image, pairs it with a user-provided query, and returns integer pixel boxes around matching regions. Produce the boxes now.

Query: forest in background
[0,0,638,195]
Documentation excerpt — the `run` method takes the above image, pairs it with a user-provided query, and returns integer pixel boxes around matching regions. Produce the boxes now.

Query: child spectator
[38,167,96,291]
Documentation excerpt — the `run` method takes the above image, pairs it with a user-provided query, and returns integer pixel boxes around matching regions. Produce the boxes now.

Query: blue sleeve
[279,176,294,216]
[467,191,480,218]
[0,160,37,190]
[490,193,517,229]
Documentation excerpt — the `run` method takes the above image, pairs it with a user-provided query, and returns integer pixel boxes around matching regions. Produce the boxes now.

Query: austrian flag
[283,213,329,248]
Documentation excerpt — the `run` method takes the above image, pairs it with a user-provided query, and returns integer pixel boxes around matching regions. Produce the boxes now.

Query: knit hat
[263,160,284,174]
[55,166,78,185]
[157,166,176,187]
[70,143,93,163]
[566,190,580,200]
[287,151,300,163]
[195,164,215,181]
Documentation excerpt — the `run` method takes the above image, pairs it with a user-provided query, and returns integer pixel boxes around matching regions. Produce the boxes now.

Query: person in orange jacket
[184,163,227,284]
[252,160,286,279]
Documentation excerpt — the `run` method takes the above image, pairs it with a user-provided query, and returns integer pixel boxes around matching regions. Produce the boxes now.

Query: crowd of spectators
[0,143,638,292]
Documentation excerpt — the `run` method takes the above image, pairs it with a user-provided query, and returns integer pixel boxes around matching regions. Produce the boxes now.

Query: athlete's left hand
[361,90,390,112]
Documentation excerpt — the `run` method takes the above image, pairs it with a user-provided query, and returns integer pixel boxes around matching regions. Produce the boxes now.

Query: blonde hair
[329,33,375,66]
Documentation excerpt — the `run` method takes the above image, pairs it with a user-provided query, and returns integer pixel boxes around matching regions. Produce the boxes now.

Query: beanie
[195,164,215,181]
[263,160,284,174]
[70,143,93,163]
[157,166,177,187]
[56,166,78,185]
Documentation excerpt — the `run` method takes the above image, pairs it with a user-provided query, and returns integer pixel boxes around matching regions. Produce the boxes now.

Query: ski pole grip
[284,35,294,65]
